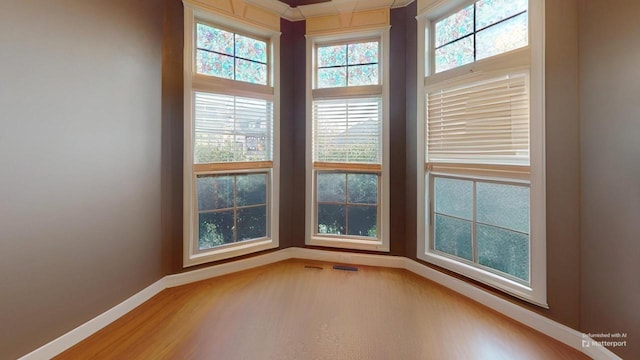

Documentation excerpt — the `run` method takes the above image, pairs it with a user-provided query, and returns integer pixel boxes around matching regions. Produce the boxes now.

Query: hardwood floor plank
[56,260,588,359]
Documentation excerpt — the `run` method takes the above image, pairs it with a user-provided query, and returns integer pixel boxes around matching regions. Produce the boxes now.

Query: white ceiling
[246,0,415,21]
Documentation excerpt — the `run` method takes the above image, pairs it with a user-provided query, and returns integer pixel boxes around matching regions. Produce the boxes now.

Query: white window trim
[305,28,391,252]
[416,0,547,307]
[182,4,281,267]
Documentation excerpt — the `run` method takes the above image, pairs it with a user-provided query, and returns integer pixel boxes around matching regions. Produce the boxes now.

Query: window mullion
[472,180,477,263]
[475,10,528,33]
[429,173,435,249]
[233,175,238,242]
[434,32,474,51]
[473,3,477,62]
[345,173,349,236]
[233,34,237,81]
[345,45,349,87]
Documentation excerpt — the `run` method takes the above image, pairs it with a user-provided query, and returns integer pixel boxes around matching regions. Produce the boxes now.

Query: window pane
[235,34,267,63]
[194,93,273,163]
[434,214,473,261]
[318,204,346,235]
[435,36,474,73]
[347,205,377,237]
[477,224,529,281]
[348,64,379,86]
[434,177,473,220]
[476,182,529,233]
[317,173,346,203]
[196,50,234,79]
[347,41,378,65]
[194,135,243,163]
[236,174,267,207]
[313,98,381,163]
[237,205,267,240]
[317,45,347,67]
[235,58,267,85]
[435,4,474,47]
[476,0,528,30]
[231,97,273,161]
[199,211,234,250]
[196,175,234,211]
[317,67,347,88]
[476,13,528,60]
[347,173,377,204]
[196,23,234,55]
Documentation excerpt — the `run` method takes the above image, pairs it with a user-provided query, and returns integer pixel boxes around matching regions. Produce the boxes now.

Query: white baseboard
[287,247,406,269]
[165,248,293,288]
[402,259,621,360]
[19,278,166,360]
[19,247,622,360]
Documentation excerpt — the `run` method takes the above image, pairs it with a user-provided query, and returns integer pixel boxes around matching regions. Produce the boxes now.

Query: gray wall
[543,0,581,328]
[290,19,310,248]
[0,1,164,358]
[388,6,408,256]
[579,0,640,358]
[278,18,296,250]
[162,0,185,274]
[404,1,419,259]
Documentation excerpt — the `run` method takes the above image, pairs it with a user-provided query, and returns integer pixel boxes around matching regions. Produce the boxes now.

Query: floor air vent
[333,265,358,272]
[304,265,323,270]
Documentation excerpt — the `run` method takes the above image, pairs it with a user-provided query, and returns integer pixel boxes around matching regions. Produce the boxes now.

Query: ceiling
[279,0,331,7]
[251,0,415,21]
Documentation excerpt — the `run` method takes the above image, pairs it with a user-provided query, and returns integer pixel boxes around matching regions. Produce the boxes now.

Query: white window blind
[194,92,273,163]
[312,97,382,164]
[426,71,529,165]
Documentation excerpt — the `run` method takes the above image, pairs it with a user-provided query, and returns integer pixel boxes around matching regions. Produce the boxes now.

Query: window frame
[430,0,529,74]
[195,20,271,86]
[416,0,546,307]
[428,172,531,285]
[314,170,382,240]
[194,170,271,253]
[183,4,281,267]
[306,29,390,252]
[313,37,381,89]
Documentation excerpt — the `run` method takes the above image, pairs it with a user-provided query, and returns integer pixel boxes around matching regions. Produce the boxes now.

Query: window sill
[419,250,548,308]
[307,235,389,252]
[184,238,278,268]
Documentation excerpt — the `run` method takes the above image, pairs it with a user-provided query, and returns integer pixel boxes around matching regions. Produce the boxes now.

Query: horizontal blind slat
[313,97,382,164]
[194,92,274,164]
[426,72,530,165]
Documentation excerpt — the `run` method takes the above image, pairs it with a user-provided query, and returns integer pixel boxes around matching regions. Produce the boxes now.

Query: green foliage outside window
[316,172,378,239]
[197,174,267,251]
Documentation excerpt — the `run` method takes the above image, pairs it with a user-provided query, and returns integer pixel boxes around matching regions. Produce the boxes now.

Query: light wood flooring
[56,259,589,359]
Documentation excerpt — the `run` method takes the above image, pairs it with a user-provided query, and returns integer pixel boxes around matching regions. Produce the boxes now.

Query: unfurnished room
[1,0,638,359]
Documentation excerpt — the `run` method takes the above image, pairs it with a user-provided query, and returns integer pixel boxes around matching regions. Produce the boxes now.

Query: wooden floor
[57,260,588,359]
